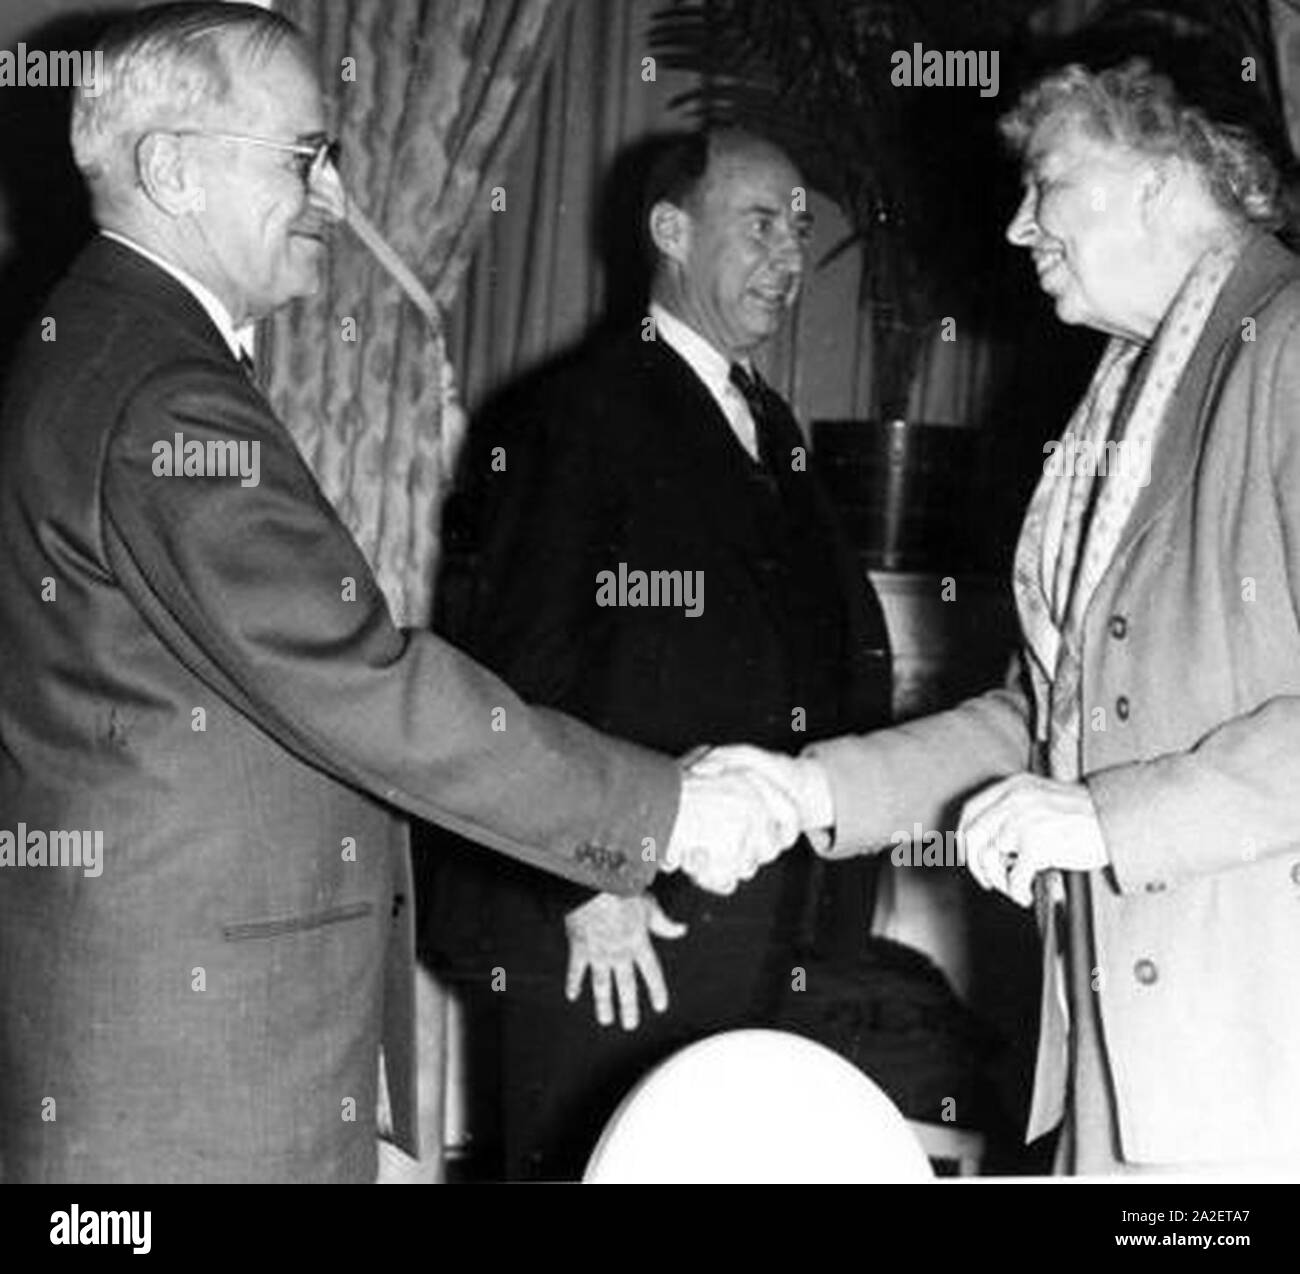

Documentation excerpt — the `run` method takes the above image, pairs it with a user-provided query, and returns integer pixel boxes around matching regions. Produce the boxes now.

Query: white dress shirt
[101,230,256,364]
[649,301,760,461]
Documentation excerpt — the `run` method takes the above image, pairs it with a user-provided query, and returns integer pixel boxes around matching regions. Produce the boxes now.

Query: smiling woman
[798,53,1300,1176]
[1001,59,1285,339]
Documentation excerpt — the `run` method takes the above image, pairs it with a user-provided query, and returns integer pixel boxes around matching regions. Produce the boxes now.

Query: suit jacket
[433,325,890,994]
[807,234,1300,1164]
[0,238,678,1184]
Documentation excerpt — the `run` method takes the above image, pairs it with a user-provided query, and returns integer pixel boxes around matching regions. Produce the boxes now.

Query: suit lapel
[626,338,817,661]
[633,336,783,558]
[628,335,890,726]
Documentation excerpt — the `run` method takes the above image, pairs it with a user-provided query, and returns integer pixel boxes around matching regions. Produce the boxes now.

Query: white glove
[687,744,836,854]
[959,774,1108,908]
[663,760,803,895]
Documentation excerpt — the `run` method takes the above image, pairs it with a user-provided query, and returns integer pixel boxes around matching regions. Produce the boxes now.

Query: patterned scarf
[1013,240,1244,914]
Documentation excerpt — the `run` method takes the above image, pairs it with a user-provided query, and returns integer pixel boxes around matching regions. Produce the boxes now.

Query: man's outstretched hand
[565,893,687,1030]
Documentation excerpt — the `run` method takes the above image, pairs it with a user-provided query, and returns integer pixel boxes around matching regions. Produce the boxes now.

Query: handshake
[661,745,836,895]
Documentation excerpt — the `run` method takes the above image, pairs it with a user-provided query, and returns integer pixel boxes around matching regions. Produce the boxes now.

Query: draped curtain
[449,0,698,408]
[267,0,574,626]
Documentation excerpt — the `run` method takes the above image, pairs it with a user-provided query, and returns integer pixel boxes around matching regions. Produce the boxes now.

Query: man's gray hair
[71,2,303,200]
[1000,59,1284,231]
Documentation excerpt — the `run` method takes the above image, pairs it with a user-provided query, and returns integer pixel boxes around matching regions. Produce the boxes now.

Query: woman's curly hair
[1000,58,1285,232]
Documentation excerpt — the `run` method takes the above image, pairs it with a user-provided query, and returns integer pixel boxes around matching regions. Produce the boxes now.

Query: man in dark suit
[0,5,794,1184]
[431,130,893,1179]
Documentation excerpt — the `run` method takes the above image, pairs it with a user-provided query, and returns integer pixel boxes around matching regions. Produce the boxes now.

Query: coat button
[1134,958,1158,985]
[1109,614,1128,639]
[1290,862,1300,885]
[1115,695,1130,721]
[1144,880,1166,893]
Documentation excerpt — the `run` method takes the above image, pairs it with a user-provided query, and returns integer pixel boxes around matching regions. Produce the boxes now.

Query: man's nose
[1006,188,1038,247]
[307,156,346,224]
[771,224,805,271]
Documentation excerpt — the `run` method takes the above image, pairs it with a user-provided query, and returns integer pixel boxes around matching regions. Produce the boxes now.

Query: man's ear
[136,132,207,216]
[649,199,691,266]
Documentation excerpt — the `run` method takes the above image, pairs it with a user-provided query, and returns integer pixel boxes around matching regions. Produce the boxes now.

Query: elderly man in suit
[430,129,892,1179]
[0,3,799,1185]
[713,59,1300,1173]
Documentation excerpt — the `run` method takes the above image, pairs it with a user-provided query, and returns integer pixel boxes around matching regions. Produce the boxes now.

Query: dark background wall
[0,2,132,369]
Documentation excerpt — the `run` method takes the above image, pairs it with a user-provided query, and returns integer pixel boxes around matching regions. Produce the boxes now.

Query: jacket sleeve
[1089,306,1300,893]
[804,651,1036,857]
[99,361,676,895]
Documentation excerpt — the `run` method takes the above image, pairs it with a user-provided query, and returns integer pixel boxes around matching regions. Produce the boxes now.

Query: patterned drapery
[267,0,574,626]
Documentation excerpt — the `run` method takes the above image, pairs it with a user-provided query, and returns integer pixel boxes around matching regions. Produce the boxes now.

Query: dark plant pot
[814,419,982,573]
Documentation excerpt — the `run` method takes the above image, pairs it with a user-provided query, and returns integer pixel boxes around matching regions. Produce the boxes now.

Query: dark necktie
[728,363,825,946]
[729,362,784,475]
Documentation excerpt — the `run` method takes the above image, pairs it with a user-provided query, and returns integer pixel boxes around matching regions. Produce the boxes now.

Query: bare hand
[565,893,688,1030]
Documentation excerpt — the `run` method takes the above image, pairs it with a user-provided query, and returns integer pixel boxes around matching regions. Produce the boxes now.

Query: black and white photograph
[0,0,1297,1241]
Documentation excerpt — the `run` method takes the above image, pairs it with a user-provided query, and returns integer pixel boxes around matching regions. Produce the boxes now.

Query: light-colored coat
[809,234,1300,1164]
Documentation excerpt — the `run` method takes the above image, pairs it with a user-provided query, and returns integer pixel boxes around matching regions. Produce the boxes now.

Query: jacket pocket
[222,900,374,941]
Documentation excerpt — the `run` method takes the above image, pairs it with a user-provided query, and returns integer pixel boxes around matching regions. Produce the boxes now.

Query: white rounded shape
[584,1028,934,1184]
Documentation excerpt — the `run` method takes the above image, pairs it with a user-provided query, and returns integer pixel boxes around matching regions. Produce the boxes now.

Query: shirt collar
[100,230,255,363]
[649,301,751,397]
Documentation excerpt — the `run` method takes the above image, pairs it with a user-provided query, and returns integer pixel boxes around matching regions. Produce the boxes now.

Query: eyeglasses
[168,130,341,185]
